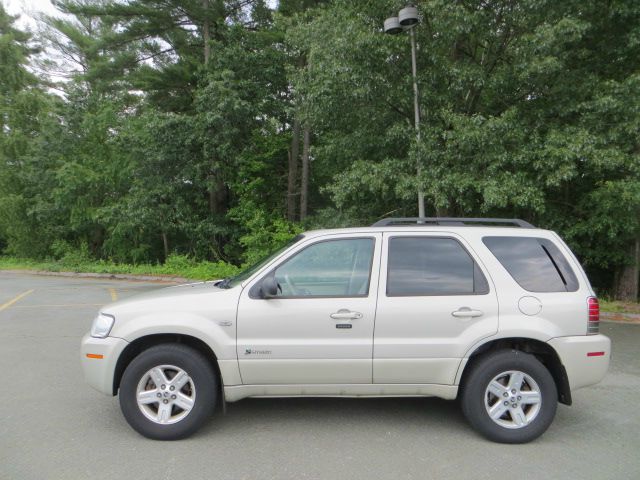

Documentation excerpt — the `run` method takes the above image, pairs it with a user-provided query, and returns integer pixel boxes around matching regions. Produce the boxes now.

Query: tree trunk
[90,226,104,257]
[299,124,311,221]
[614,237,640,301]
[287,117,301,221]
[208,175,227,214]
[203,0,210,65]
[435,206,450,217]
[161,231,169,260]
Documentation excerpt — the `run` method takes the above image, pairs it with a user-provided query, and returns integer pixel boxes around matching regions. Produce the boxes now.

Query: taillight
[587,297,599,334]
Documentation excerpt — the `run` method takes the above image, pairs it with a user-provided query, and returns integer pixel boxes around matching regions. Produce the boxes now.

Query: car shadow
[197,396,468,437]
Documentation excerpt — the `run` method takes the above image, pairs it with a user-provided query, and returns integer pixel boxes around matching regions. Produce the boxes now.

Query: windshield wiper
[217,277,232,289]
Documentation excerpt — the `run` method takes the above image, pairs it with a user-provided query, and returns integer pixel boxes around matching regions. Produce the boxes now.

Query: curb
[0,269,193,284]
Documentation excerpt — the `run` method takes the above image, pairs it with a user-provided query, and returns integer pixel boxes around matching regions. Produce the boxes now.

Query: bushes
[0,253,239,281]
[238,213,303,265]
[156,254,239,280]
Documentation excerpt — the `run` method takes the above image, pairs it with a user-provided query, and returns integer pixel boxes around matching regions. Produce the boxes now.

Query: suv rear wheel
[119,344,217,440]
[461,349,557,443]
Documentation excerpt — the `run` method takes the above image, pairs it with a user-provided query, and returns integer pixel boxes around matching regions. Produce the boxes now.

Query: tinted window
[483,237,579,292]
[387,237,489,296]
[274,238,375,297]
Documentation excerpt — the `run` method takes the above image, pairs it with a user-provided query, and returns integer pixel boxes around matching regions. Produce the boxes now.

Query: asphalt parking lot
[1,271,639,480]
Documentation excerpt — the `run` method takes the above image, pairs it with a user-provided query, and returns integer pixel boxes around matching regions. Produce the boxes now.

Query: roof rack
[371,217,536,228]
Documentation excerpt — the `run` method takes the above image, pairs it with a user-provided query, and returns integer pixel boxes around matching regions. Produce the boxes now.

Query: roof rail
[371,217,536,228]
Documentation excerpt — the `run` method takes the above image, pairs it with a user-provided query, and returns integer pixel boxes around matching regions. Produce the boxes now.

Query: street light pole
[384,5,425,218]
[409,26,425,218]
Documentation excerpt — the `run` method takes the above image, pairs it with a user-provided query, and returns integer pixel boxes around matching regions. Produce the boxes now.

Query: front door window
[274,238,375,297]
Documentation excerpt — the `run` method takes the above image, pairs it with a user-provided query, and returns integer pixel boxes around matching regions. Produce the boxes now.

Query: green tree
[0,4,57,257]
[2,0,639,299]
[289,0,640,298]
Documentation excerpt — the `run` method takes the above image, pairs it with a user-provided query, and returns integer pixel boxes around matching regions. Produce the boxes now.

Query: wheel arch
[112,333,223,401]
[458,337,572,406]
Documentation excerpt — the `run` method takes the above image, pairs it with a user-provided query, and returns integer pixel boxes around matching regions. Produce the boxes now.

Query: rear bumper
[80,333,129,396]
[548,334,610,391]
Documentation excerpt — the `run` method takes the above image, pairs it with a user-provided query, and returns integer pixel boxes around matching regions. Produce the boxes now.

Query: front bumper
[548,334,611,391]
[80,333,129,396]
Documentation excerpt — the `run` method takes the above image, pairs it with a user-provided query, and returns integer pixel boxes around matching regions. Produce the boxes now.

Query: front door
[374,232,499,385]
[237,233,382,385]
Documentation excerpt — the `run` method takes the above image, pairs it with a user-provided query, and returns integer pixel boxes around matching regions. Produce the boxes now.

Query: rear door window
[482,237,579,292]
[387,237,489,296]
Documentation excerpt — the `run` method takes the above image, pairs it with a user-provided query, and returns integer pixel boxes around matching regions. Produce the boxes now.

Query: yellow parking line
[108,288,118,301]
[0,289,35,312]
[11,303,104,309]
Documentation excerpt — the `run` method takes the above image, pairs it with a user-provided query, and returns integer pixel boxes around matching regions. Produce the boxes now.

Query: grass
[600,299,640,315]
[0,254,240,282]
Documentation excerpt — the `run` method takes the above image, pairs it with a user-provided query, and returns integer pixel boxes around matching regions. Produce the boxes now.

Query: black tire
[119,344,218,440]
[460,349,557,444]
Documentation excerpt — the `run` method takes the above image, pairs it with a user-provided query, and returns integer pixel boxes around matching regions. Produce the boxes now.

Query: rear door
[373,232,499,385]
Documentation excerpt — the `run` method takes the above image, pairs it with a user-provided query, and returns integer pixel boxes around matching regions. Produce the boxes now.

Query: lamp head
[383,16,403,34]
[398,5,419,27]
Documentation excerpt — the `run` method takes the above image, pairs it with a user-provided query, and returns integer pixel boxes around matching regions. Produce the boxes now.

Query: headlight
[90,313,115,338]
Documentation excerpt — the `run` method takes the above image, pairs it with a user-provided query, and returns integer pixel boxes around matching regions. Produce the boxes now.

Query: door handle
[451,307,484,318]
[330,309,363,320]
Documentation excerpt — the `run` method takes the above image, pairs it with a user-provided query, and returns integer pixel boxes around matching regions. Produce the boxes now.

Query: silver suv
[81,217,610,443]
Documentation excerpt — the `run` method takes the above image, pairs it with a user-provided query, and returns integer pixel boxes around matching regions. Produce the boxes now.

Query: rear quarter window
[482,236,579,293]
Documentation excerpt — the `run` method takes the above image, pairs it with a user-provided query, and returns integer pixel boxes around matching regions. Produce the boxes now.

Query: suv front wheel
[461,349,557,443]
[119,344,218,440]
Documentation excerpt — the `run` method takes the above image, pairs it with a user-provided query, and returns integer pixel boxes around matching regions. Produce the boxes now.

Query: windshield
[223,234,304,288]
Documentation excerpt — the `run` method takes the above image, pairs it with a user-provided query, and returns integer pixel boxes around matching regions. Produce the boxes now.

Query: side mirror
[261,275,281,298]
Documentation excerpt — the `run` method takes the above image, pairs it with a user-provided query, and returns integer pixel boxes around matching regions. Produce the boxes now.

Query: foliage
[0,0,639,297]
[237,211,304,265]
